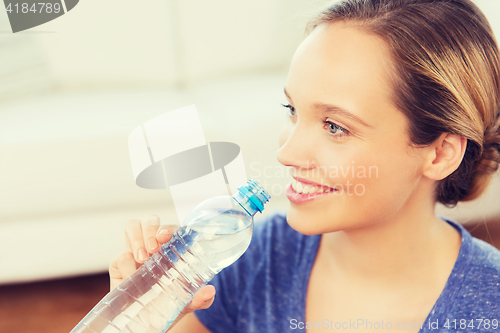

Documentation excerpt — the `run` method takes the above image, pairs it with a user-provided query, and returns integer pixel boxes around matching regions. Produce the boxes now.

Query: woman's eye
[281,103,296,116]
[324,120,348,137]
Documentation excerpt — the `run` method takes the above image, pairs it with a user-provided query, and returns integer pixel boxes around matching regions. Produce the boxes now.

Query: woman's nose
[276,122,316,170]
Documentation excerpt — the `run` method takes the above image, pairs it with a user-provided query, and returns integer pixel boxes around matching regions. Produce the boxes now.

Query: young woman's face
[277,23,428,235]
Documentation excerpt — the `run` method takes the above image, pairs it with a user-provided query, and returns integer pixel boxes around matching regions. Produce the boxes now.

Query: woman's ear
[422,133,467,181]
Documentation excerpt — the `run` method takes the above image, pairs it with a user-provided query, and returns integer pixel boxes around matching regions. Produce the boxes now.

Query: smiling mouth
[291,178,336,194]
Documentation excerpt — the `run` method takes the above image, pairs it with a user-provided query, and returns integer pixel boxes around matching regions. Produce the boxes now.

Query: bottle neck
[232,192,259,217]
[233,179,271,217]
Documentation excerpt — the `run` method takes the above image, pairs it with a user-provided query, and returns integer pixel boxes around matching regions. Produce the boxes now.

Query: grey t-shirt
[196,213,500,332]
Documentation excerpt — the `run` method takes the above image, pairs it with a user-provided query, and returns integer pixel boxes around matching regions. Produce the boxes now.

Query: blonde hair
[307,0,500,206]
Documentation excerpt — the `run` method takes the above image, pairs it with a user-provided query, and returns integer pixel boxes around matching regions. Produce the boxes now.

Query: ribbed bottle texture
[70,179,270,333]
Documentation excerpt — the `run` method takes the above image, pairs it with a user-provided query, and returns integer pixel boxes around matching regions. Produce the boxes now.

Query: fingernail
[147,237,159,251]
[137,248,148,262]
[158,228,171,236]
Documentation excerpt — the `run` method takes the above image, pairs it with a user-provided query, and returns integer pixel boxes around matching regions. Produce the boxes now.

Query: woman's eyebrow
[314,103,372,128]
[283,87,372,128]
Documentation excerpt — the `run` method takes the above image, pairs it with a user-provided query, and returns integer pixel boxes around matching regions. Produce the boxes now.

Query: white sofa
[1,0,499,284]
[2,73,500,284]
[0,74,294,284]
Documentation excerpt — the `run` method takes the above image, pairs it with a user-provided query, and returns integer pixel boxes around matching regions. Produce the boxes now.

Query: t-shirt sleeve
[194,213,273,332]
[450,238,500,317]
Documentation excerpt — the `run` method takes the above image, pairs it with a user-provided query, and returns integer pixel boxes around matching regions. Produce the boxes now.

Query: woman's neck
[317,191,462,290]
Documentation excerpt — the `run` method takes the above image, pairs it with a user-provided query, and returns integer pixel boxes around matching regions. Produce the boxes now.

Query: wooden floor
[0,273,110,333]
[0,218,498,333]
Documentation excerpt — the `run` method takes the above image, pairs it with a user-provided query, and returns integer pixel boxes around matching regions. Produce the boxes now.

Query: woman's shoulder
[466,236,500,292]
[442,217,500,277]
[452,218,500,281]
[440,218,500,318]
[450,236,500,318]
[469,236,500,272]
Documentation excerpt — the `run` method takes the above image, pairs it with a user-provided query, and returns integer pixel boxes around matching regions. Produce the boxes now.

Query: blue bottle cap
[237,179,271,213]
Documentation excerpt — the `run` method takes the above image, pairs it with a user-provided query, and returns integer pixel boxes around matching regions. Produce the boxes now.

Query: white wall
[21,0,329,91]
[0,0,499,283]
[2,0,497,94]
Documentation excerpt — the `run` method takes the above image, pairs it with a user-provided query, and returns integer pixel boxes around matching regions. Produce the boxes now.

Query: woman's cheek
[317,148,373,189]
[361,152,421,211]
[331,163,377,195]
[278,122,292,148]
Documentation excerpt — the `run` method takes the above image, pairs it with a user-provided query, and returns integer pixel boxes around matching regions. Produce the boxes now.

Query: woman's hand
[108,214,216,330]
[109,214,173,289]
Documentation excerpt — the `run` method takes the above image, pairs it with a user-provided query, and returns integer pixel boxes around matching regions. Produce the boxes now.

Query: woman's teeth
[291,179,333,194]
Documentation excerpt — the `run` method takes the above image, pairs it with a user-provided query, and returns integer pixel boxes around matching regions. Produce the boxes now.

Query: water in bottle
[70,179,270,333]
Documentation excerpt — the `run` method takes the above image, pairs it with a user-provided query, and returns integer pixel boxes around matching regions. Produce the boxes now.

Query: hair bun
[464,126,500,203]
[479,127,500,174]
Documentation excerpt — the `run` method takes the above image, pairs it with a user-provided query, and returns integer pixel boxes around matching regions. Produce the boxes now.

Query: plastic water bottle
[70,179,270,333]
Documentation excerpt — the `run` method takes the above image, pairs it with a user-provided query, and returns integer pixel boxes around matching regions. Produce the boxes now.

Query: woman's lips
[292,177,334,192]
[285,181,337,204]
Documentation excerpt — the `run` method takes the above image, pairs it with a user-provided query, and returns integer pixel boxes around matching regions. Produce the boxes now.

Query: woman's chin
[285,208,329,236]
[285,204,361,235]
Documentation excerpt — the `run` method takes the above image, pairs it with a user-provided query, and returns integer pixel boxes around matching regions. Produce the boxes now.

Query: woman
[110,0,500,331]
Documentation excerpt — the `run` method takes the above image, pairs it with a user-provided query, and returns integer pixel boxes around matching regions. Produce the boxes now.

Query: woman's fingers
[125,218,148,263]
[117,252,138,279]
[156,227,173,245]
[167,285,215,330]
[166,285,215,331]
[124,215,177,266]
[112,215,214,331]
[140,215,161,254]
[185,285,216,312]
[109,252,137,290]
